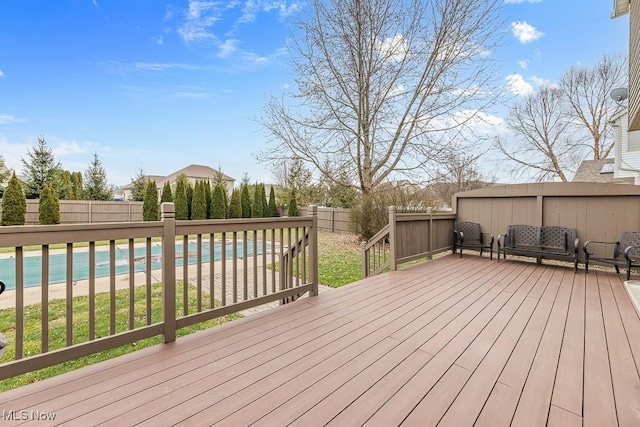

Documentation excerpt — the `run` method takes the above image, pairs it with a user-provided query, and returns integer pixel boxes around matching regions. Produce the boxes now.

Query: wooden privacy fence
[283,206,352,233]
[0,203,318,380]
[454,182,640,263]
[362,206,456,278]
[0,200,144,224]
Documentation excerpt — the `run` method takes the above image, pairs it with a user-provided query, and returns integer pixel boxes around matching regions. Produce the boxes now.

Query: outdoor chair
[583,231,640,279]
[453,221,494,259]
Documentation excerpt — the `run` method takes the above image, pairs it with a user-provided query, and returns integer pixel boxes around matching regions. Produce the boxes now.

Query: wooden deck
[1,254,640,426]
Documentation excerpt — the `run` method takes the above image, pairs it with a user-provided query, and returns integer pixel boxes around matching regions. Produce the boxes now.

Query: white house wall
[613,111,640,183]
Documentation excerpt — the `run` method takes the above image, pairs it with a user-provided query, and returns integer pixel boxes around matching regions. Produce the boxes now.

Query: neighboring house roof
[123,165,235,190]
[572,158,634,184]
[163,164,234,184]
[612,0,630,18]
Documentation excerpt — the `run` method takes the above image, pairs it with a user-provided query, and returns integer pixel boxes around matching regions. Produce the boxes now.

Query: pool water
[0,241,268,290]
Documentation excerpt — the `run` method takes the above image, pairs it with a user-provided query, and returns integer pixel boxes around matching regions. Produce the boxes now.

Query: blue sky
[0,0,630,186]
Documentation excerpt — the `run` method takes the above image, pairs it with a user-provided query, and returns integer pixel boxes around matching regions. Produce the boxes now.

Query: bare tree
[561,54,627,160]
[259,0,503,197]
[495,86,580,182]
[431,150,493,207]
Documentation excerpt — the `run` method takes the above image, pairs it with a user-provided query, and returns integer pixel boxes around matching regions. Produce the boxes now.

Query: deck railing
[362,206,456,278]
[0,203,318,380]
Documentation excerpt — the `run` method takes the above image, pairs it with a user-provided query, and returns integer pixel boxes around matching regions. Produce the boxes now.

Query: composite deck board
[0,255,639,427]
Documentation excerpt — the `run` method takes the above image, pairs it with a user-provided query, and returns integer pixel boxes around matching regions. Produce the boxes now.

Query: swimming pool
[0,240,267,290]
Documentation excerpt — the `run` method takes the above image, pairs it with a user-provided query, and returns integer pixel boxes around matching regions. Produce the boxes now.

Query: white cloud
[177,1,221,43]
[504,0,542,3]
[0,114,19,124]
[518,59,529,70]
[510,21,544,44]
[531,76,558,88]
[0,70,5,77]
[218,38,239,57]
[153,35,164,45]
[121,62,201,72]
[239,1,303,23]
[377,34,409,62]
[506,73,534,96]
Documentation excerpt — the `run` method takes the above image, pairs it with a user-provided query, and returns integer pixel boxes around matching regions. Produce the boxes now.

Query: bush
[228,188,241,218]
[160,181,173,203]
[174,178,188,220]
[252,183,264,218]
[191,181,207,220]
[142,180,159,221]
[267,186,278,217]
[1,173,27,226]
[349,184,435,239]
[39,183,60,225]
[241,184,251,218]
[287,188,299,217]
[211,183,227,219]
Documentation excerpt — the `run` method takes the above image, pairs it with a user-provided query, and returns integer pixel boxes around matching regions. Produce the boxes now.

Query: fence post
[331,208,335,233]
[88,201,92,224]
[309,205,319,296]
[161,202,176,343]
[389,206,397,271]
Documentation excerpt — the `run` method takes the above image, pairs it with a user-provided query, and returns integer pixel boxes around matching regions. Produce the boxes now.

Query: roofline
[612,0,630,18]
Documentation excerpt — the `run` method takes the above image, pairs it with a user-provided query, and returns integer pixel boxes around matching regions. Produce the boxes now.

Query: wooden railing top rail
[364,224,390,252]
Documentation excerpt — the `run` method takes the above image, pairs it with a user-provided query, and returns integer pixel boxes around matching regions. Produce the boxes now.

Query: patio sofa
[583,231,640,280]
[453,221,494,259]
[498,224,579,272]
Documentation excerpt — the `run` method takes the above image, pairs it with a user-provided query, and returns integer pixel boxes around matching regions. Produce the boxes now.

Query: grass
[0,282,241,392]
[316,231,363,287]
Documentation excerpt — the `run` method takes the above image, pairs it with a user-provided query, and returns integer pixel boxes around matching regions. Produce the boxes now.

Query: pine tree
[211,182,227,219]
[241,184,251,218]
[142,180,159,221]
[228,188,242,219]
[128,167,147,201]
[160,181,173,203]
[288,188,299,217]
[0,154,10,196]
[268,186,278,217]
[21,136,62,199]
[191,181,207,220]
[1,173,27,225]
[39,183,60,224]
[252,183,264,218]
[174,177,188,220]
[83,152,112,200]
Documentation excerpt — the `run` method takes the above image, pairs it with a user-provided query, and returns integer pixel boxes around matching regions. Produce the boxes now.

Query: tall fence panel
[454,183,640,261]
[0,200,144,224]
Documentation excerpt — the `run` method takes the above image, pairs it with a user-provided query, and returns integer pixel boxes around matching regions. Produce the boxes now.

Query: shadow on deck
[1,254,639,426]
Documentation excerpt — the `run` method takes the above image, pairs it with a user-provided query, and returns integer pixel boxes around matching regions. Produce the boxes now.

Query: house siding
[630,0,640,130]
[613,112,640,183]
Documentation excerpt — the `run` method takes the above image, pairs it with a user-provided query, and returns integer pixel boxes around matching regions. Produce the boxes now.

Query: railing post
[428,207,433,260]
[361,241,368,278]
[161,202,176,343]
[308,205,319,296]
[389,206,397,271]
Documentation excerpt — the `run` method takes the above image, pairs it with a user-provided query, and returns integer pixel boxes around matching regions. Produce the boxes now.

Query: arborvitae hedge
[174,179,188,220]
[211,183,227,219]
[268,186,278,217]
[252,183,264,218]
[241,184,251,218]
[1,173,27,226]
[160,181,173,203]
[186,183,193,219]
[191,181,207,220]
[288,188,299,217]
[228,188,241,218]
[204,180,212,219]
[39,183,60,225]
[142,180,159,221]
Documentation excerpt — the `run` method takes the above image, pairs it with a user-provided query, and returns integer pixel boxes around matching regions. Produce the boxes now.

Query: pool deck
[1,254,639,426]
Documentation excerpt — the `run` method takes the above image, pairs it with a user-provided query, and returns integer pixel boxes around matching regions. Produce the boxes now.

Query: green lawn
[0,282,241,392]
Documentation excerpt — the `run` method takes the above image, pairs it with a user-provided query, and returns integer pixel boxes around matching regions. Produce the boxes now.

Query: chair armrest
[624,245,640,262]
[573,238,579,255]
[453,230,464,245]
[482,232,495,246]
[583,240,617,256]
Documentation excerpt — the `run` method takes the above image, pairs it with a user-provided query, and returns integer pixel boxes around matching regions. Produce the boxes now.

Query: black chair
[584,231,640,279]
[453,222,494,259]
